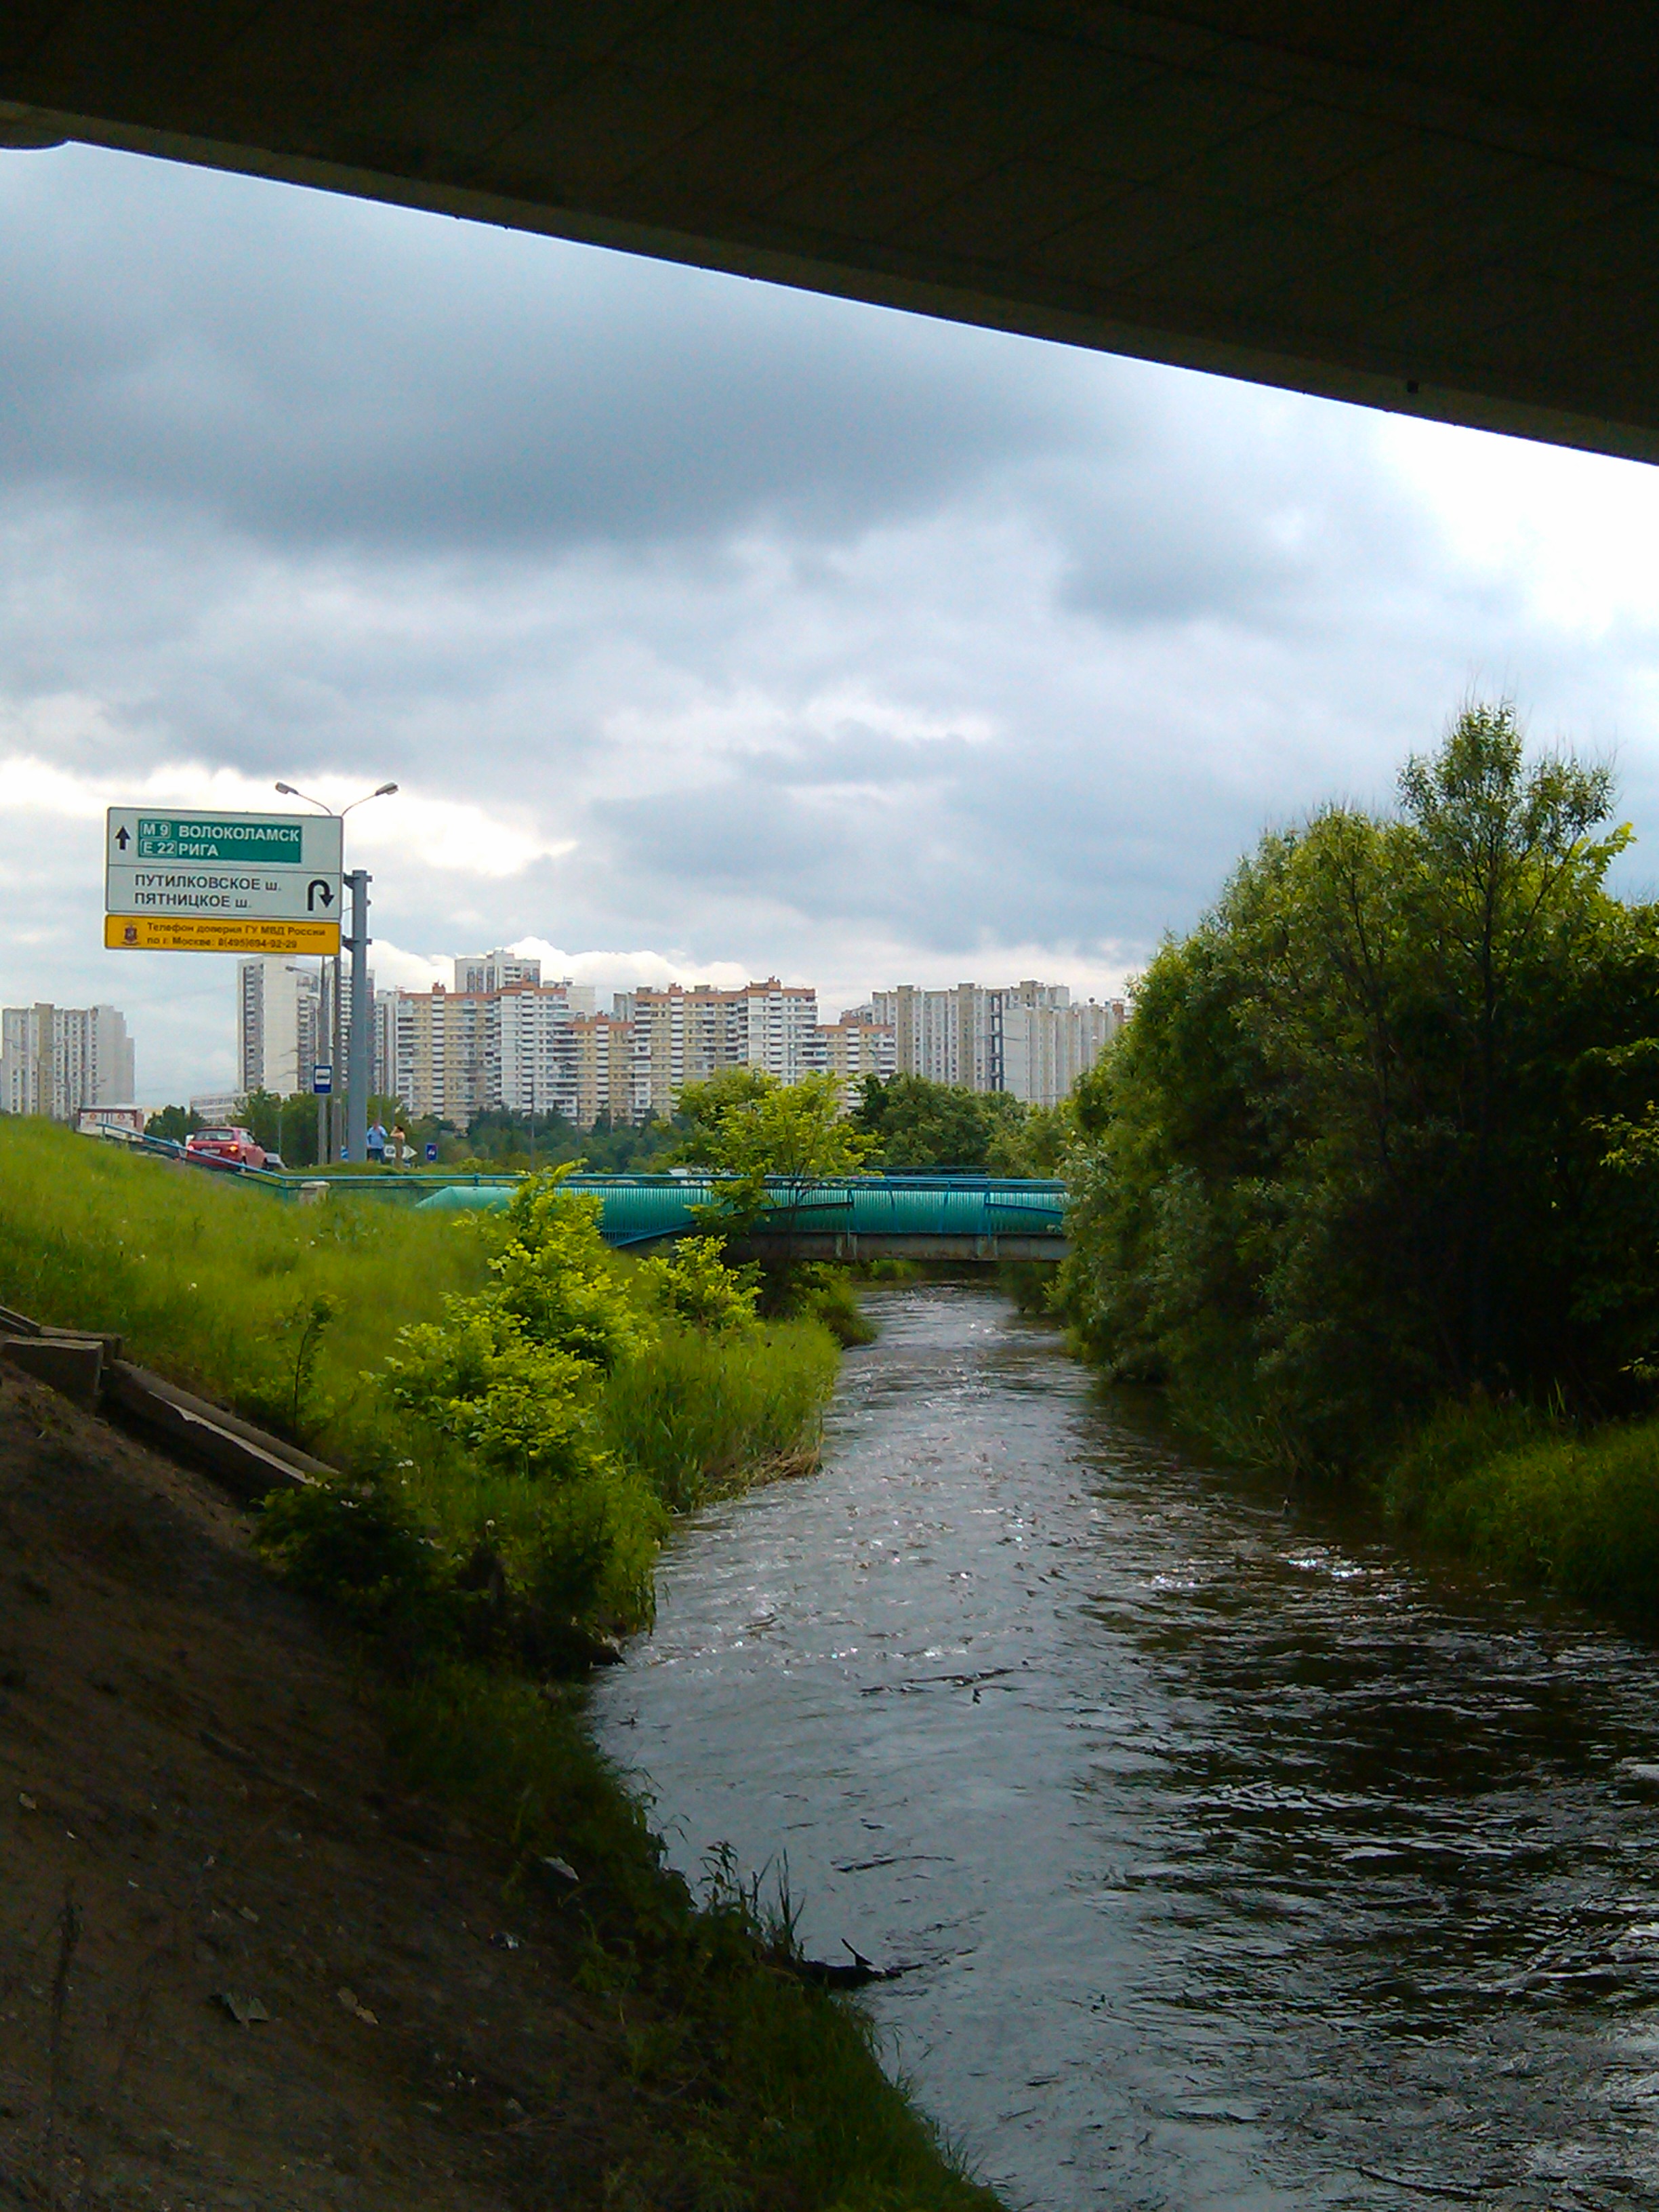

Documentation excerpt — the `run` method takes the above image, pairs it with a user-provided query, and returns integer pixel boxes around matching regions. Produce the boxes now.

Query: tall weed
[598,1319,840,1511]
[1384,1403,1659,1616]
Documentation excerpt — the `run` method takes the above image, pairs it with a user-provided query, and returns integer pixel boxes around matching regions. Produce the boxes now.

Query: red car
[185,1126,267,1171]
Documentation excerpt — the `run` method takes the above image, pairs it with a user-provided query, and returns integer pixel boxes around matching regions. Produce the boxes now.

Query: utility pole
[344,868,371,1164]
[316,968,328,1167]
[272,780,396,1166]
[329,955,344,1162]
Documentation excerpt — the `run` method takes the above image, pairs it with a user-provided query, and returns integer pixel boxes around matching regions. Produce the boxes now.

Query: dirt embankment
[0,1368,674,2211]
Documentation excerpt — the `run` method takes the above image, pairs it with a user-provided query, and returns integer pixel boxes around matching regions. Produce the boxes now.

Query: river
[590,1283,1659,2211]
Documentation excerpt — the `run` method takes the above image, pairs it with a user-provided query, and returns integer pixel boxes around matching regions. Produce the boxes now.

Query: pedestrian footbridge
[113,1136,1069,1257]
[415,1174,1069,1263]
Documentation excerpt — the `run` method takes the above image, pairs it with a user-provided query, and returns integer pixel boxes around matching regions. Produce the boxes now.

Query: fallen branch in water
[785,1942,920,1990]
[1353,2164,1498,2203]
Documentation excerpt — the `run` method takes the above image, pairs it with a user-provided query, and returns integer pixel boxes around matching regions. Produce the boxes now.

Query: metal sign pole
[344,869,371,1164]
[312,1034,333,1168]
[318,953,329,1166]
[331,953,343,1160]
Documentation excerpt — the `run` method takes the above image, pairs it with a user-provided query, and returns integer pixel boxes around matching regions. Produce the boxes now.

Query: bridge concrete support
[732,1233,1069,1265]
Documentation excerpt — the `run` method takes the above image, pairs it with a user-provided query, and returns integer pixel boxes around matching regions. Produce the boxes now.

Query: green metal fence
[118,1137,1068,1248]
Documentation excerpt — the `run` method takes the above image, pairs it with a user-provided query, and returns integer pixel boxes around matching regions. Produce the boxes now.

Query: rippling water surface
[591,1284,1659,2210]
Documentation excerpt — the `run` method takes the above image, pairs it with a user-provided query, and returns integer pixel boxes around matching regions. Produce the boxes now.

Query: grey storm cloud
[0,148,1091,553]
[3,141,1659,1099]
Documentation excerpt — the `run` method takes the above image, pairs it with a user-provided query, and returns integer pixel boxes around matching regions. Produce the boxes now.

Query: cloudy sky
[6,141,1659,1101]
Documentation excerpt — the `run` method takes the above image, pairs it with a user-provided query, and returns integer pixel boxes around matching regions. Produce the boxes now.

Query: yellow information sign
[104,915,342,956]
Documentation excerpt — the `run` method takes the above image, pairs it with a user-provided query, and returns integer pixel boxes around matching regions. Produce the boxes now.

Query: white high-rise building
[238,958,389,1101]
[373,989,398,1103]
[1,1002,136,1120]
[811,1012,897,1108]
[999,987,1124,1107]
[390,977,594,1123]
[495,981,597,1118]
[627,979,819,1120]
[738,978,820,1084]
[238,958,322,1097]
[455,949,544,994]
[869,982,1123,1109]
[871,985,1001,1088]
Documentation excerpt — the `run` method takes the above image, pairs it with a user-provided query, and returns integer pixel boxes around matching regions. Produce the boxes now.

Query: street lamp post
[274,781,397,1164]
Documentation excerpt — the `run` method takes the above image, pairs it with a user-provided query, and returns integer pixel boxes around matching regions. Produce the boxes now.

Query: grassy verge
[1380,1401,1659,1619]
[994,1258,1061,1316]
[0,1122,992,2208]
[0,1119,493,1462]
[792,1265,879,1347]
[388,1665,998,2211]
[0,1122,840,1496]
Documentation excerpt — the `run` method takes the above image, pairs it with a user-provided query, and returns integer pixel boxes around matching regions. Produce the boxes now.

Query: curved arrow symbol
[307,879,335,912]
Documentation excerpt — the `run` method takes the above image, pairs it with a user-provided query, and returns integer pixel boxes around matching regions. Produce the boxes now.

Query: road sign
[104,916,341,955]
[312,1064,333,1096]
[104,808,342,952]
[425,1141,438,1162]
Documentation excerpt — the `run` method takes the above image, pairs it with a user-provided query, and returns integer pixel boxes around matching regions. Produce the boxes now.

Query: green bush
[376,1172,769,1644]
[514,1465,665,1629]
[489,1172,653,1372]
[636,1233,762,1332]
[386,1309,605,1483]
[793,1264,878,1347]
[256,1473,462,1645]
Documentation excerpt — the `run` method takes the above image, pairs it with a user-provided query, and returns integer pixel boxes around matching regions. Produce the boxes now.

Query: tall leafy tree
[1062,705,1659,1467]
[676,1069,874,1218]
[855,1074,1029,1170]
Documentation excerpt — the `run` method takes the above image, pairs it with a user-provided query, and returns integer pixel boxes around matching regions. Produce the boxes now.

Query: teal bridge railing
[112,1136,1070,1259]
[414,1173,1070,1260]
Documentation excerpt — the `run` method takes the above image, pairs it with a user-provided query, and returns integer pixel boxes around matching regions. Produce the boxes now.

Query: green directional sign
[131,816,306,863]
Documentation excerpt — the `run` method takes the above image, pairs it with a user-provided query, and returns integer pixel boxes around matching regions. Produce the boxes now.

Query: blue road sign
[312,1064,333,1094]
[425,1141,438,1162]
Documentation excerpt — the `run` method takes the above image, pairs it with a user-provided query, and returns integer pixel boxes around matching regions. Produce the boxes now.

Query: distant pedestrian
[366,1119,388,1164]
[392,1122,409,1164]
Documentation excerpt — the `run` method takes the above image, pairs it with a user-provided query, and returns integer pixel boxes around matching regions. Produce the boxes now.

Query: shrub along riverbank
[1058,705,1659,1622]
[0,1118,997,2211]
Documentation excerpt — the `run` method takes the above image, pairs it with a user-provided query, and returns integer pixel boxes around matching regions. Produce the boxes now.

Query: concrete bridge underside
[735,1231,1066,1263]
[3,5,1658,463]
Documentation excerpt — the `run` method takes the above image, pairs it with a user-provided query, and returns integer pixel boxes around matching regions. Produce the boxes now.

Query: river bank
[1373,1399,1659,1622]
[596,1281,1659,2212]
[1052,712,1659,1633]
[0,1122,996,2211]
